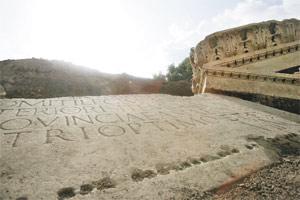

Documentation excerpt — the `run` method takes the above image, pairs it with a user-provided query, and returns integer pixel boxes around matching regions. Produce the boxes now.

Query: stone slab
[0,94,299,199]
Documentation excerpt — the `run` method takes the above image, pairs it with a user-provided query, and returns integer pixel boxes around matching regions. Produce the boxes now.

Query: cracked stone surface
[0,94,299,200]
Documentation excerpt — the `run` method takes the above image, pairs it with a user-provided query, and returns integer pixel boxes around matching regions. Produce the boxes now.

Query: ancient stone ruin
[190,19,300,113]
[1,19,300,200]
[1,94,299,199]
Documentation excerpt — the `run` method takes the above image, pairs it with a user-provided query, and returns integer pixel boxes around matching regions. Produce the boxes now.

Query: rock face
[1,94,299,199]
[190,19,300,113]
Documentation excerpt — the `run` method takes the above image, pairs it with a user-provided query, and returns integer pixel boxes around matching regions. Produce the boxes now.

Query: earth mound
[0,58,163,98]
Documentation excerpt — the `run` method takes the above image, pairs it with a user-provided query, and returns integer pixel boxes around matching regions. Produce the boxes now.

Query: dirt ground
[210,156,300,200]
[175,133,300,200]
[178,155,299,200]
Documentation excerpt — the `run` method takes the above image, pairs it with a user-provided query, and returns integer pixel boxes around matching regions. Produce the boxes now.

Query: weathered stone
[0,84,6,98]
[0,94,299,199]
[191,19,300,70]
[190,19,300,111]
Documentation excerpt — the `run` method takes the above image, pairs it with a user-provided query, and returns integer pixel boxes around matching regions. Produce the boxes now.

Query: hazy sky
[0,0,299,77]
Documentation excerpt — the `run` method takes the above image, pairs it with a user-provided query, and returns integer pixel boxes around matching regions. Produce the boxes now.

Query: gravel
[206,155,300,200]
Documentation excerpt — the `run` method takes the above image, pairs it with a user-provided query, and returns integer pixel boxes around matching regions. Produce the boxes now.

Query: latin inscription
[1,95,299,147]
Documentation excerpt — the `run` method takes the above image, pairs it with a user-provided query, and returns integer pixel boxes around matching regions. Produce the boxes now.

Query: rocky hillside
[0,58,163,98]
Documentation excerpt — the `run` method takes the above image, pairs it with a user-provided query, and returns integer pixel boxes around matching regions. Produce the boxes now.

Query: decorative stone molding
[203,41,299,69]
[190,19,300,94]
[205,69,300,86]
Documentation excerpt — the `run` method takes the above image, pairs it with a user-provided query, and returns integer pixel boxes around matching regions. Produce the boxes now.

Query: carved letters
[1,95,298,148]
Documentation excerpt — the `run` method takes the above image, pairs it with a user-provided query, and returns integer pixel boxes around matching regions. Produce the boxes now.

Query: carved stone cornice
[190,19,300,69]
[203,41,299,69]
[205,69,300,86]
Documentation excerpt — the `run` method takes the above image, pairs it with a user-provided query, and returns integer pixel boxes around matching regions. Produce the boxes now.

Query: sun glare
[9,0,166,77]
[1,0,299,77]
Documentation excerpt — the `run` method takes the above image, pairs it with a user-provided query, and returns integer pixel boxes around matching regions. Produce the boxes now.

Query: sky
[0,0,299,77]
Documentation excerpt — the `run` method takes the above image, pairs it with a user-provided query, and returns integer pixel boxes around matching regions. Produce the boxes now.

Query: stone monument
[190,19,300,113]
[0,94,299,199]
